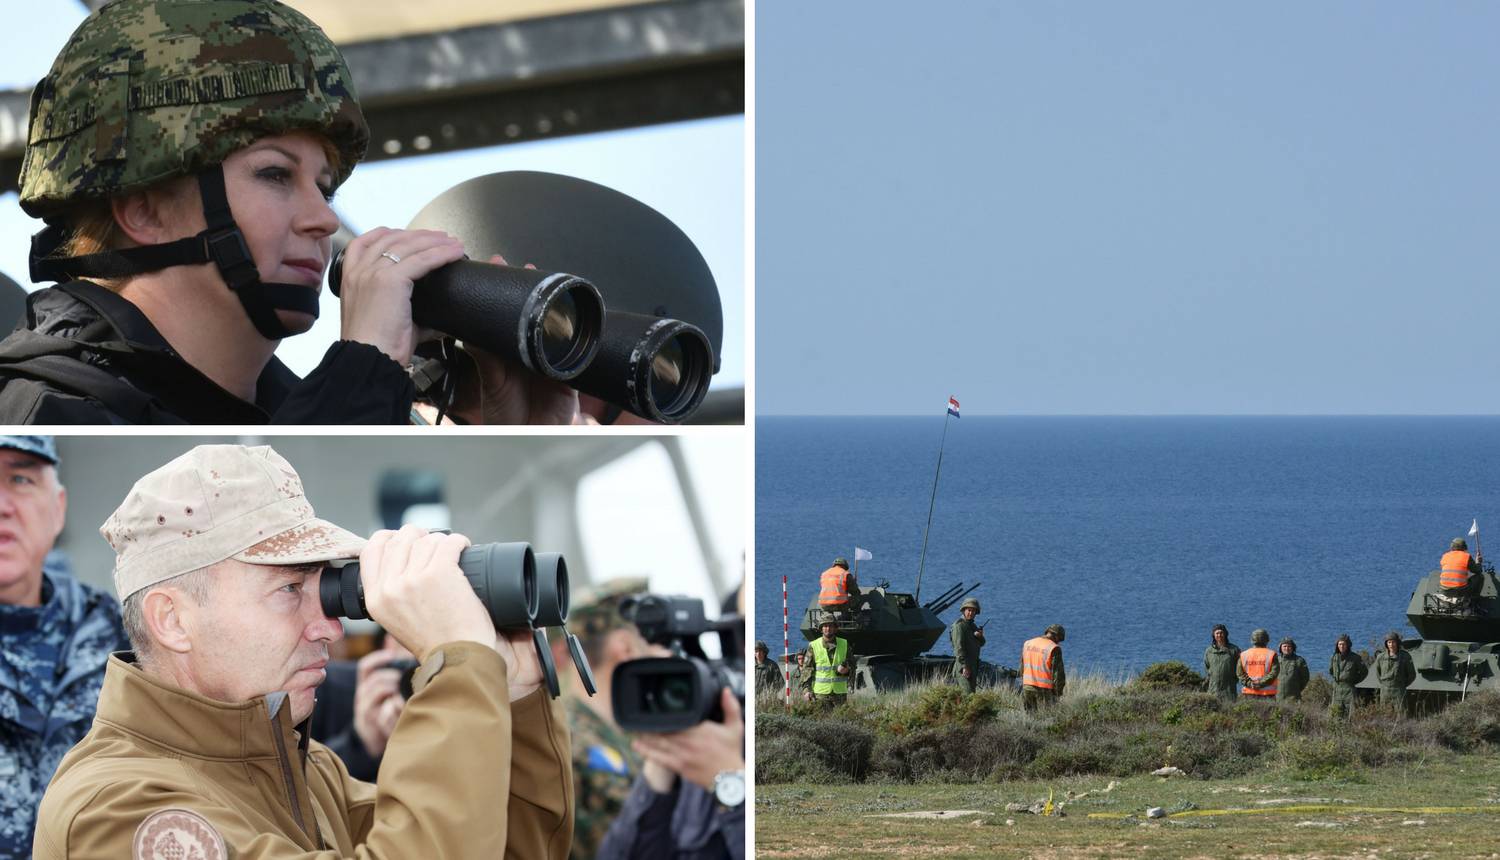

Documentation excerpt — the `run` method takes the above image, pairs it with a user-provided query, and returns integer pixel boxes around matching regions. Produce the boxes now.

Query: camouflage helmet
[832,557,849,569]
[1278,636,1296,652]
[1385,630,1404,645]
[817,610,838,628]
[19,0,368,218]
[1452,537,1469,551]
[1250,628,1269,646]
[960,597,981,614]
[1045,623,1065,642]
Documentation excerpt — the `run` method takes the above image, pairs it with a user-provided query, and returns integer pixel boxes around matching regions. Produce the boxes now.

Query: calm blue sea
[755,416,1500,677]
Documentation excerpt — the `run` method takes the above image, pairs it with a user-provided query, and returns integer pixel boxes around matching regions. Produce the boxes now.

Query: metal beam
[2,0,743,193]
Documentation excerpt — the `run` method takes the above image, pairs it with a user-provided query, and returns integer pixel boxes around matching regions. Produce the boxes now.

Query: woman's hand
[338,227,467,367]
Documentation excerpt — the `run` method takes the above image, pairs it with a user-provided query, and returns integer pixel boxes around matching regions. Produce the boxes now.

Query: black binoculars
[319,542,595,699]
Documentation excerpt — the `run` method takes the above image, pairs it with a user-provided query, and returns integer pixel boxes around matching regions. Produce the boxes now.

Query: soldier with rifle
[949,598,985,693]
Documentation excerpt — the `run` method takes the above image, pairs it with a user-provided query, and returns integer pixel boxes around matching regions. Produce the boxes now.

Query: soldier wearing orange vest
[1237,628,1280,698]
[1439,537,1483,595]
[1020,624,1066,711]
[817,557,859,612]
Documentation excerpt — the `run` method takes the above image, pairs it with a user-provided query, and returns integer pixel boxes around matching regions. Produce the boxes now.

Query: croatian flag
[946,396,961,418]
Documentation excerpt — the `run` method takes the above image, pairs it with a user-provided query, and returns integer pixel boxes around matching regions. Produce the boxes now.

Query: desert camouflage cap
[102,444,365,601]
[20,0,368,217]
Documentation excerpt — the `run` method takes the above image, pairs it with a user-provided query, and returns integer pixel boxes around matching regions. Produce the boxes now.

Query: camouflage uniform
[950,611,984,693]
[1374,640,1416,717]
[1203,640,1241,702]
[0,556,125,857]
[754,657,784,695]
[799,637,852,707]
[565,695,643,860]
[1328,646,1367,718]
[1275,639,1310,701]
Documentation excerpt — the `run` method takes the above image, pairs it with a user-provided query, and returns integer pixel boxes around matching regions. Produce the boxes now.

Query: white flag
[1471,519,1480,538]
[854,547,873,561]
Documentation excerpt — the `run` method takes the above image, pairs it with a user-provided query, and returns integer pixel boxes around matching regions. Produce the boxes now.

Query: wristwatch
[713,769,745,807]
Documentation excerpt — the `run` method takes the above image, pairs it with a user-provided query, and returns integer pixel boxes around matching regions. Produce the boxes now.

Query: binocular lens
[533,552,570,628]
[541,291,581,370]
[574,311,714,424]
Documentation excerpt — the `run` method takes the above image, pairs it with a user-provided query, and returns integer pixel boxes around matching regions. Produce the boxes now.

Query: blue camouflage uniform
[0,554,125,858]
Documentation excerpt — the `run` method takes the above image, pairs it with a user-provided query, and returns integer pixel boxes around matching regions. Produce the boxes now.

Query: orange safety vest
[1239,646,1277,696]
[1441,550,1474,590]
[1021,636,1059,690]
[818,566,851,606]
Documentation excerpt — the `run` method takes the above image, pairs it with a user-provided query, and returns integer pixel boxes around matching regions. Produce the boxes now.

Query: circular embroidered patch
[132,808,226,860]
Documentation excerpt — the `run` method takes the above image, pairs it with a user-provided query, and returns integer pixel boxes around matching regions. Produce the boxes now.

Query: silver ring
[380,251,402,264]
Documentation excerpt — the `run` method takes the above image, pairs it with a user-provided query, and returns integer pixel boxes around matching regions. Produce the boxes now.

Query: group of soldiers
[751,557,1067,711]
[753,541,1471,719]
[1202,624,1415,715]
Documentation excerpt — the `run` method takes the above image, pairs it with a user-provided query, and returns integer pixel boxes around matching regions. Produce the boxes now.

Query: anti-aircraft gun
[798,580,1018,693]
[1358,558,1500,708]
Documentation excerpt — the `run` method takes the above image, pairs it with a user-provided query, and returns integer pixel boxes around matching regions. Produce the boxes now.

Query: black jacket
[0,282,414,424]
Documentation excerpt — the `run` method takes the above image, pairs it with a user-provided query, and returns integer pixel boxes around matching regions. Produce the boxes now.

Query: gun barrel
[931,582,981,615]
[922,582,964,611]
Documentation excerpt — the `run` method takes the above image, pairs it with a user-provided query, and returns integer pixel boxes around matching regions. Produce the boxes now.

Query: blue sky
[0,7,743,384]
[758,3,1500,415]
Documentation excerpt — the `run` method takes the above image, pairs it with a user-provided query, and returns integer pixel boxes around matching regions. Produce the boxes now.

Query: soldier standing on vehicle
[1020,624,1066,711]
[1237,628,1279,699]
[801,612,852,707]
[949,598,986,693]
[817,558,858,614]
[1375,630,1416,717]
[1275,637,1309,701]
[1440,537,1483,596]
[1328,633,1367,719]
[754,641,783,694]
[1203,623,1240,702]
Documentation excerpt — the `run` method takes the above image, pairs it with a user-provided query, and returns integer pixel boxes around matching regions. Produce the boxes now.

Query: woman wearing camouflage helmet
[0,0,578,424]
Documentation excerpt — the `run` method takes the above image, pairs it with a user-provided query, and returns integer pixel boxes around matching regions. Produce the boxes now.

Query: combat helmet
[1452,538,1469,551]
[832,557,849,569]
[1385,630,1404,646]
[1250,628,1270,646]
[21,0,369,340]
[960,597,981,614]
[1278,636,1296,652]
[754,640,769,654]
[1045,623,1066,642]
[817,610,838,628]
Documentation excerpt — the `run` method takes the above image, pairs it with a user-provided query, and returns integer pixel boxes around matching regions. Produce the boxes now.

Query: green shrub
[1300,674,1333,709]
[1133,660,1205,691]
[755,712,874,783]
[882,684,1005,735]
[870,720,1044,782]
[1425,690,1500,752]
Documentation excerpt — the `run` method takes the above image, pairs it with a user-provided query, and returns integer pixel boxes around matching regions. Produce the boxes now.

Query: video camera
[612,594,745,732]
[319,541,596,700]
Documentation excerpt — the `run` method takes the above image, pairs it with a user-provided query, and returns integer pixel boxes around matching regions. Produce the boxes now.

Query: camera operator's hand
[632,689,745,793]
[352,648,405,758]
[357,525,494,659]
[338,227,468,367]
[493,628,544,702]
[445,255,585,425]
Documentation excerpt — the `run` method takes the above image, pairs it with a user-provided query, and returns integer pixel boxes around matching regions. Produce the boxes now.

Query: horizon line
[756,412,1500,418]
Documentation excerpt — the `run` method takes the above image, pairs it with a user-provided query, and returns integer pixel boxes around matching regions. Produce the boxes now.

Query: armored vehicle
[1358,560,1500,706]
[798,580,1017,693]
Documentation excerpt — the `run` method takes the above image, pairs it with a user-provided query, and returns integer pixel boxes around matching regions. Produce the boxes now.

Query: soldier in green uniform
[754,640,784,695]
[559,578,651,860]
[1275,637,1310,701]
[1374,630,1416,718]
[1203,623,1241,702]
[1328,633,1367,719]
[801,611,852,707]
[949,597,986,693]
[1021,624,1066,711]
[788,648,809,692]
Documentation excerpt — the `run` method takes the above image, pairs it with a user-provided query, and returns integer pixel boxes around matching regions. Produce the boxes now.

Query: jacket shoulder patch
[133,808,227,860]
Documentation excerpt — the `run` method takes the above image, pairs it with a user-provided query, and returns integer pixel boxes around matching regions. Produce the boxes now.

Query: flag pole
[914,400,954,603]
[782,574,791,710]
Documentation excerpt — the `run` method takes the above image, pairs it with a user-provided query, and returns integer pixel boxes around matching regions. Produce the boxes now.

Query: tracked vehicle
[798,580,1018,693]
[1359,560,1500,706]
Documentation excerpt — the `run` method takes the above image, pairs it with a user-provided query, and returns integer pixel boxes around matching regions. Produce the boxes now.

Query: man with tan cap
[33,444,573,859]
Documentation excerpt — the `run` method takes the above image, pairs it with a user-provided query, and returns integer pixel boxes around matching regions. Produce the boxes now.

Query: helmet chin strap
[28,163,321,341]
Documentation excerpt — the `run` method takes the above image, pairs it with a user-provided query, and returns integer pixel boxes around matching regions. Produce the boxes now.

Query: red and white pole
[783,574,791,709]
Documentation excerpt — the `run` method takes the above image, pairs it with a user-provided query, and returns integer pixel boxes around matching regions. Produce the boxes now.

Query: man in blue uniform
[0,436,126,856]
